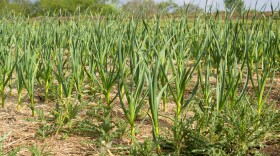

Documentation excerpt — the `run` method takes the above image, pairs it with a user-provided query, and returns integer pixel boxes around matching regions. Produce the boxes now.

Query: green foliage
[173,3,204,14]
[0,132,21,156]
[0,0,207,17]
[0,0,32,16]
[0,0,117,16]
[224,0,245,13]
[183,98,279,155]
[131,138,158,156]
[0,8,279,155]
[39,0,98,14]
[156,0,178,13]
[0,0,9,14]
[0,132,11,155]
[122,0,157,15]
[27,145,50,156]
[100,4,117,15]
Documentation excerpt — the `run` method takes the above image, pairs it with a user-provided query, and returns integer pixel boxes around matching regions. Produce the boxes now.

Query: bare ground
[0,75,279,155]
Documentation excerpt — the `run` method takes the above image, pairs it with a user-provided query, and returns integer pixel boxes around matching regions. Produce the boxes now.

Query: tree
[0,0,9,6]
[122,0,157,15]
[38,0,117,15]
[0,0,119,16]
[174,3,204,14]
[0,0,32,16]
[224,0,244,13]
[156,0,178,13]
[0,0,9,11]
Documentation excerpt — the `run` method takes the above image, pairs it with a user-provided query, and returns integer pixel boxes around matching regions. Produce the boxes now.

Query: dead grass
[0,73,279,155]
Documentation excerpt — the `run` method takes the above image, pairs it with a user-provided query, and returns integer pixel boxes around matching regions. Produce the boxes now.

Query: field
[0,12,280,156]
